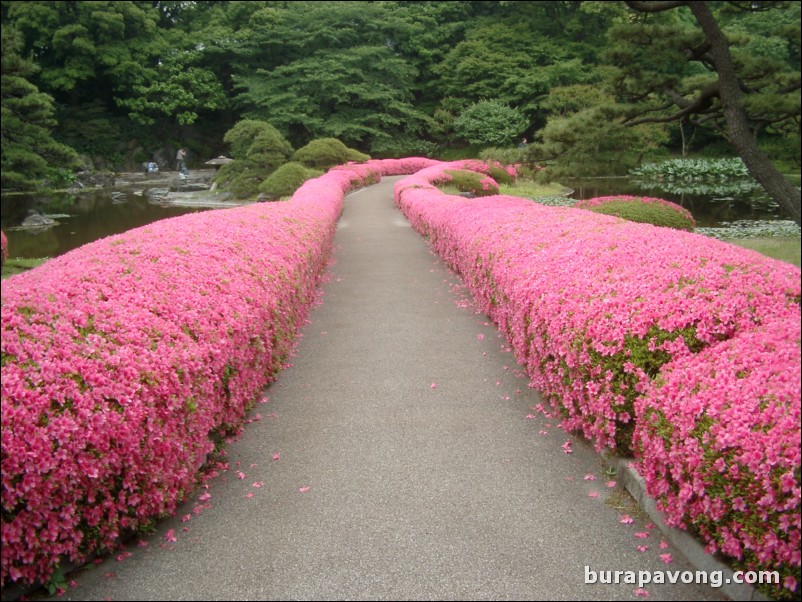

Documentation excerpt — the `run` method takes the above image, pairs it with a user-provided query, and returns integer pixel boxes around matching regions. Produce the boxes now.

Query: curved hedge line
[394,161,800,596]
[0,158,436,588]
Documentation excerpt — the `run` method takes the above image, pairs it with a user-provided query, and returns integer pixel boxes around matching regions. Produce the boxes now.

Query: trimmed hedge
[394,161,800,597]
[574,195,696,231]
[0,158,434,588]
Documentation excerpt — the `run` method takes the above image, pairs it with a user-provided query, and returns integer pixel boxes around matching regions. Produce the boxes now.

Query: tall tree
[1,25,78,190]
[232,2,430,152]
[615,1,801,225]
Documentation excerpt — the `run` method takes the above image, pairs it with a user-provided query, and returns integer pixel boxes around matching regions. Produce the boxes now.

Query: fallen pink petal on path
[272,452,281,461]
[636,545,649,552]
[236,471,246,480]
[299,486,311,493]
[165,529,177,543]
[635,532,650,539]
[584,474,597,481]
[659,553,673,564]
[634,588,650,597]
[659,540,670,550]
[620,515,634,524]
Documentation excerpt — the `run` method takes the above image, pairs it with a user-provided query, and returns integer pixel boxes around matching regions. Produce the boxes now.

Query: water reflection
[1,189,210,259]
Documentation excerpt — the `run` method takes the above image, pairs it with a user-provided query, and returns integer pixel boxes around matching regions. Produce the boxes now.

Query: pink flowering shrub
[1,230,7,265]
[635,318,801,597]
[0,158,431,588]
[395,161,800,593]
[574,195,696,231]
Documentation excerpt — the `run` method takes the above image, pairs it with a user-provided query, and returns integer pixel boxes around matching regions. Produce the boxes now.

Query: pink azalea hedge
[635,317,801,594]
[0,158,433,588]
[394,161,800,594]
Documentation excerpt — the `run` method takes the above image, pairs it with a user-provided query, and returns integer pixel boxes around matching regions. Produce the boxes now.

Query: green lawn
[1,258,48,279]
[721,237,801,267]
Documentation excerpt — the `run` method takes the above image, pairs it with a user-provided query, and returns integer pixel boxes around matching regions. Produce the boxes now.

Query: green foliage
[1,25,79,191]
[293,138,369,170]
[214,119,294,198]
[453,100,527,147]
[432,17,596,128]
[258,162,321,200]
[479,147,527,168]
[577,197,696,232]
[629,158,751,181]
[117,49,228,126]
[527,85,669,178]
[441,169,499,197]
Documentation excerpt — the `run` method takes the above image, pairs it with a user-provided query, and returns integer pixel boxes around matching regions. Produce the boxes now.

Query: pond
[561,175,795,228]
[1,188,216,260]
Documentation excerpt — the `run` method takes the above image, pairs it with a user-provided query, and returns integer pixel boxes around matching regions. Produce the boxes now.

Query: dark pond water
[1,189,211,260]
[561,176,791,228]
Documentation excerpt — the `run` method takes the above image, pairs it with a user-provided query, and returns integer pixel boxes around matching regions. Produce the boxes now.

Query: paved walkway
[59,177,722,601]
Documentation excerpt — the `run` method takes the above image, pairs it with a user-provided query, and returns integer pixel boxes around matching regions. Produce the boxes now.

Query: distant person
[176,148,188,175]
[518,137,528,148]
[147,161,159,174]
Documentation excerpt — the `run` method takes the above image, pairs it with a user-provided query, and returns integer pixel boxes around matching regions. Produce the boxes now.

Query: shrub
[216,120,294,198]
[0,157,437,590]
[479,147,527,169]
[440,169,499,197]
[629,158,750,181]
[635,318,801,598]
[258,162,321,199]
[293,138,369,170]
[574,195,696,231]
[1,230,7,266]
[394,160,800,597]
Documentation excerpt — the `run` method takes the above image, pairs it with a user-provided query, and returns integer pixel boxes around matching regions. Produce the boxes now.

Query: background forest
[1,0,800,193]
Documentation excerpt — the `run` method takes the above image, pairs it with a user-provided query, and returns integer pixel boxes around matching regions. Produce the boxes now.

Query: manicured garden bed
[394,161,801,597]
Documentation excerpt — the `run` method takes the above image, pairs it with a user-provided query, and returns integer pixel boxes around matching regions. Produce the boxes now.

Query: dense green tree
[453,100,528,146]
[433,19,592,129]
[526,84,669,177]
[1,25,78,190]
[611,1,801,224]
[231,2,430,152]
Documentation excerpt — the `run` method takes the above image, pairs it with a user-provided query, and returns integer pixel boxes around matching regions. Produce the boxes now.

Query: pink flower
[299,486,311,493]
[659,553,673,564]
[620,515,634,525]
[165,529,177,543]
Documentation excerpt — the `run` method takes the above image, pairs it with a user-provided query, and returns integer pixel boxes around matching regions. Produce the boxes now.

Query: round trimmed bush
[442,169,499,197]
[293,138,369,170]
[574,195,696,231]
[258,162,321,200]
